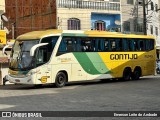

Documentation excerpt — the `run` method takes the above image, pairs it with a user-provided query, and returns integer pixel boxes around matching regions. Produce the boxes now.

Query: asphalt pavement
[0,75,160,120]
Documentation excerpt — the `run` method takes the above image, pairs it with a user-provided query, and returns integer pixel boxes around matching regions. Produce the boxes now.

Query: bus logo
[41,76,49,83]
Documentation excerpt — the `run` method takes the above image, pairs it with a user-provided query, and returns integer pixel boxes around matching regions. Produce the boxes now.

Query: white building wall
[57,8,121,30]
[57,0,121,30]
[146,0,160,49]
[121,0,144,34]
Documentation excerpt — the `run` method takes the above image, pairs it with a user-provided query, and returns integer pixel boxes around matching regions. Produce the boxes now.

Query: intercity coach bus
[3,29,156,87]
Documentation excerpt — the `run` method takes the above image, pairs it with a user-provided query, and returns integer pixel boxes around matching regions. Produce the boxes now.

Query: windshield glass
[10,40,39,70]
[9,36,59,70]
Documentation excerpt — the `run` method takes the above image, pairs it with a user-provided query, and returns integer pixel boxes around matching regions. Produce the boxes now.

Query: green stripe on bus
[86,53,110,74]
[73,53,110,75]
[73,53,101,74]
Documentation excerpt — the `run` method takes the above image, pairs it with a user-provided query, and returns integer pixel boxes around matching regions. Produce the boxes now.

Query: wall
[5,0,57,39]
[91,13,120,31]
[57,8,121,30]
[146,0,160,45]
[121,0,144,34]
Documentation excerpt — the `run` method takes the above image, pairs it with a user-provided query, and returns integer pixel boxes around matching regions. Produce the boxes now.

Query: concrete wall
[146,0,160,47]
[121,0,144,34]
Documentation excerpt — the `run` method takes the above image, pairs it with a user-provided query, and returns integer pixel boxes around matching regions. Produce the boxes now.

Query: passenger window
[104,40,109,51]
[110,40,116,51]
[116,39,122,51]
[146,39,154,51]
[139,40,145,51]
[81,39,92,52]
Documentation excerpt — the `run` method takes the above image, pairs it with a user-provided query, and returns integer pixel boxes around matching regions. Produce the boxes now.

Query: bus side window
[36,47,48,66]
[104,39,109,51]
[66,39,73,52]
[123,39,128,51]
[58,38,67,53]
[146,40,150,51]
[81,40,86,51]
[150,40,154,50]
[110,40,116,51]
[41,36,58,61]
[116,39,122,51]
[138,40,145,51]
[81,38,93,52]
[147,39,154,50]
[95,38,104,52]
[100,38,105,51]
[91,38,96,52]
[76,38,82,52]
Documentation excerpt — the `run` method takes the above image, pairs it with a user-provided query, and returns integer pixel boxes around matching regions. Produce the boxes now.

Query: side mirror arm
[30,43,48,56]
[2,45,11,55]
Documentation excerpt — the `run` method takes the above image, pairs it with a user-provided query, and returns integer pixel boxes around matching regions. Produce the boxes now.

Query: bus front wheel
[55,72,67,88]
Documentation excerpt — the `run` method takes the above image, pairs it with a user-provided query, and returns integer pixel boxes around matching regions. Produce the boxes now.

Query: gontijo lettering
[110,54,138,60]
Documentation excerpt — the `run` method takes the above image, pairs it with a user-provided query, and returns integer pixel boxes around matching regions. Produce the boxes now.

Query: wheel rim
[57,75,65,84]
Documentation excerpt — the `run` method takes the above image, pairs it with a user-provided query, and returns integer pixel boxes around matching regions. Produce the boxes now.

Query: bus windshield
[9,40,39,70]
[9,36,59,70]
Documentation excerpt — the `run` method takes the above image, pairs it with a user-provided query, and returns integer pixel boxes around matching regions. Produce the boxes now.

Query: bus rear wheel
[131,68,141,80]
[122,68,131,81]
[55,72,67,88]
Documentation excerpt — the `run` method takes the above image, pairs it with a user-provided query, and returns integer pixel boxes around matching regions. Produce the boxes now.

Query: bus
[3,29,156,87]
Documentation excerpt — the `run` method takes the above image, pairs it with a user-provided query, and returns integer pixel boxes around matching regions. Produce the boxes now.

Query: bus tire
[123,68,131,81]
[131,68,141,80]
[55,72,67,88]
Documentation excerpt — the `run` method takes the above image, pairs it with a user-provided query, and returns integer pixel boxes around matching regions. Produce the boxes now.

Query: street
[0,76,160,119]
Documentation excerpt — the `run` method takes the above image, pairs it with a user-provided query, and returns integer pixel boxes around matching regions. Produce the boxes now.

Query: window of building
[134,19,143,32]
[95,20,106,31]
[123,21,130,32]
[68,18,81,30]
[155,4,158,12]
[127,0,134,4]
[155,27,158,36]
[150,25,153,34]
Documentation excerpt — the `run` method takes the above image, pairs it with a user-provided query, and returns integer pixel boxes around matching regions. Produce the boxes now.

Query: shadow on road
[0,76,157,90]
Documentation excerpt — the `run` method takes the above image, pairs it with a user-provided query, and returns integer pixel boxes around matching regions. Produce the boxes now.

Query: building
[57,0,121,31]
[121,0,144,34]
[4,0,121,39]
[5,0,57,39]
[145,0,160,59]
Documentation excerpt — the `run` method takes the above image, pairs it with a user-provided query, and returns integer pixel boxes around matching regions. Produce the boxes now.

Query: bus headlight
[26,73,31,76]
[26,69,40,76]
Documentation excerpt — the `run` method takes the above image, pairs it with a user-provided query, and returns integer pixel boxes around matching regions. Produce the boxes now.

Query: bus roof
[17,29,155,40]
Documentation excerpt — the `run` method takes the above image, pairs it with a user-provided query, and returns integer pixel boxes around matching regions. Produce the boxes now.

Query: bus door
[35,47,52,84]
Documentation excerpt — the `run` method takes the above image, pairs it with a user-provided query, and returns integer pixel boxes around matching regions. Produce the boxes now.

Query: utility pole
[143,0,147,35]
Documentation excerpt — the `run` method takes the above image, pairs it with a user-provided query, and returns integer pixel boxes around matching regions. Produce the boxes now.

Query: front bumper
[7,75,34,84]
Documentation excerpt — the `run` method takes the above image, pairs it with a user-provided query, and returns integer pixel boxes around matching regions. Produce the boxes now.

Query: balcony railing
[58,0,120,11]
